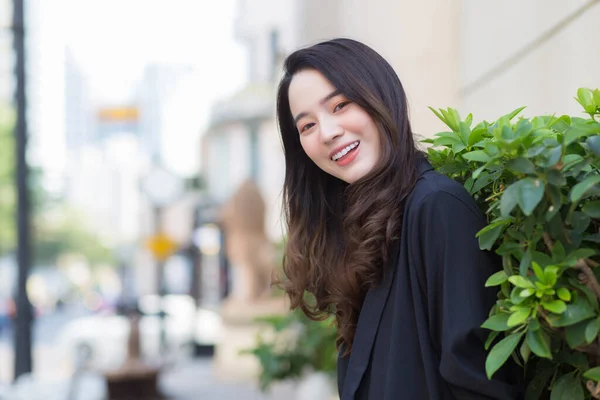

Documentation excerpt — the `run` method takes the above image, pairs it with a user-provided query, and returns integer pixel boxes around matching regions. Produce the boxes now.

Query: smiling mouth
[331,141,360,161]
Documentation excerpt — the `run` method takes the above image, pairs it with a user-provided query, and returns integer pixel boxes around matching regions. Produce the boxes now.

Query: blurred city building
[200,0,600,243]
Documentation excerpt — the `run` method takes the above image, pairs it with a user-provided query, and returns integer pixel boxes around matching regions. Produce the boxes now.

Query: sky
[29,0,247,177]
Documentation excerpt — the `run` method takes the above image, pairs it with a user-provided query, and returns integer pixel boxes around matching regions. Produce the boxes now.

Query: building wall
[299,0,462,139]
[205,0,600,244]
[460,0,600,121]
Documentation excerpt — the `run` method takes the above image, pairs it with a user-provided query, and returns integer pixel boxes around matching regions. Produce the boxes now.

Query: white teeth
[331,141,359,161]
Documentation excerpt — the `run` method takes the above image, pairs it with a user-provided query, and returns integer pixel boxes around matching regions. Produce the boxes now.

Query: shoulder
[405,169,481,220]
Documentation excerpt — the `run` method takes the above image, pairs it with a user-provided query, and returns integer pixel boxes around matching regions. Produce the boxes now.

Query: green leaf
[584,367,600,382]
[500,181,520,217]
[548,295,595,327]
[585,318,600,344]
[551,241,565,262]
[550,372,584,400]
[587,135,600,157]
[509,275,535,289]
[508,309,531,327]
[468,127,486,146]
[485,330,500,350]
[520,288,535,298]
[564,123,600,145]
[576,88,595,114]
[541,300,567,314]
[583,234,600,244]
[459,121,471,145]
[566,319,591,348]
[569,278,599,310]
[526,328,551,359]
[532,262,545,282]
[557,288,571,302]
[570,212,590,233]
[465,113,473,128]
[519,339,531,363]
[547,169,566,187]
[433,136,463,148]
[477,220,510,251]
[463,150,491,163]
[519,250,532,277]
[570,175,600,203]
[440,108,459,132]
[565,248,596,265]
[485,271,508,287]
[549,115,571,133]
[505,106,526,121]
[517,178,545,216]
[544,266,559,287]
[481,313,511,331]
[506,157,535,174]
[471,172,493,194]
[429,106,448,127]
[582,201,600,218]
[485,332,524,379]
[472,165,486,179]
[539,146,562,168]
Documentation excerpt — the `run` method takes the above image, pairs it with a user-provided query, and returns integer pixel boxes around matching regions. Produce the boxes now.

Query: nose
[319,115,343,143]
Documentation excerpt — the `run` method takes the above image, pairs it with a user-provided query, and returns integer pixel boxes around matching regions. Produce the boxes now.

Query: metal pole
[12,0,33,380]
[154,206,167,357]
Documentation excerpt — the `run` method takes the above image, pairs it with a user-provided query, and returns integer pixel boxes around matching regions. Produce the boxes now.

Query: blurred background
[0,0,599,399]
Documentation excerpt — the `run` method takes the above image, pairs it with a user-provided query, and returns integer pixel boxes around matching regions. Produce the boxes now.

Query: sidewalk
[0,357,297,400]
[159,358,276,400]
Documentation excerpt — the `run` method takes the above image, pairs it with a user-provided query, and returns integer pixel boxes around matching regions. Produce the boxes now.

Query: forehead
[288,69,337,116]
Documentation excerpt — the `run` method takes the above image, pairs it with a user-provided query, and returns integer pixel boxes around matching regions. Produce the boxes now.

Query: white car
[57,294,222,371]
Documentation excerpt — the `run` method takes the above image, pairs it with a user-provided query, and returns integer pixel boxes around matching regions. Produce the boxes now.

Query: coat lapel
[340,155,434,400]
[340,239,399,400]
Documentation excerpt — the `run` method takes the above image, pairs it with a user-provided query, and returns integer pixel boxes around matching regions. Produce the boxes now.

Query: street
[0,307,294,399]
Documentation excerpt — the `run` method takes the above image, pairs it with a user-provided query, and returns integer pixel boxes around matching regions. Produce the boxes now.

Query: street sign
[146,233,178,261]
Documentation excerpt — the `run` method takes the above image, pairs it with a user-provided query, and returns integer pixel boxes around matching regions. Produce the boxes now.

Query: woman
[275,38,523,399]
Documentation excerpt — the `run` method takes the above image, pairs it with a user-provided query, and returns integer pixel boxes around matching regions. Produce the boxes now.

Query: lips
[330,141,360,161]
[333,142,360,166]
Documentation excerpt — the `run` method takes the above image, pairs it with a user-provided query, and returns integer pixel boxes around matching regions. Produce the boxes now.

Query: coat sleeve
[415,190,524,399]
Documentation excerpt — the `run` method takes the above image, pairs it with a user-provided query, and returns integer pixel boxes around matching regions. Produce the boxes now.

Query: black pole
[154,206,167,356]
[12,0,33,380]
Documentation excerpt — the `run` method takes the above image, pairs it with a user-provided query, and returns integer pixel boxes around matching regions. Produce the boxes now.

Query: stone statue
[220,179,279,307]
[215,179,288,381]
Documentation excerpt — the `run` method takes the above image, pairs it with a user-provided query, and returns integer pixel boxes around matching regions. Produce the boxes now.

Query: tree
[0,105,16,257]
[0,104,114,267]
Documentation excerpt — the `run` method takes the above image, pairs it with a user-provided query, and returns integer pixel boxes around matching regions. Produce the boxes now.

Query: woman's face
[288,69,382,184]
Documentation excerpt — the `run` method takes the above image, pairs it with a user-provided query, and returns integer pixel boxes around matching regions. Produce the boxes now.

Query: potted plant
[424,87,600,399]
[243,307,338,399]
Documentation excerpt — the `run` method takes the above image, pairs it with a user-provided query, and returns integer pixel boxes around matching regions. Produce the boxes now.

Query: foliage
[0,106,16,256]
[243,308,338,392]
[0,103,114,266]
[33,207,115,266]
[424,88,600,399]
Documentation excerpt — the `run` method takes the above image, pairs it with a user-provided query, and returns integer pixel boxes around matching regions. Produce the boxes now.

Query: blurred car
[57,294,222,370]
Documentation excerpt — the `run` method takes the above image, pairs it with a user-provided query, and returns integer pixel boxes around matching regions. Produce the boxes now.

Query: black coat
[337,158,524,399]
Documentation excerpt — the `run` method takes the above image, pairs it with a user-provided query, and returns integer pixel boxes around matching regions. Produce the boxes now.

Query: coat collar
[340,153,434,400]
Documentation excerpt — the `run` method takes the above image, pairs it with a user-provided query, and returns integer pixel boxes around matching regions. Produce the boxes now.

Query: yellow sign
[98,107,139,122]
[146,233,178,261]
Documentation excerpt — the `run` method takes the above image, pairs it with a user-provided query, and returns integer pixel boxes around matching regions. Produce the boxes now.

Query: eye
[333,101,350,112]
[300,122,315,133]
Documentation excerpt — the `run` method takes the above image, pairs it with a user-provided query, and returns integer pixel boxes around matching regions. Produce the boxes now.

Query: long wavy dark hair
[276,38,419,355]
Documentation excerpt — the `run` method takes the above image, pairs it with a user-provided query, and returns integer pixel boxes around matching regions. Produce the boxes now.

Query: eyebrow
[293,89,342,126]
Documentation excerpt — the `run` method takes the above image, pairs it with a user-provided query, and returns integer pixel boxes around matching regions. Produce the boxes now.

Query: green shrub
[243,308,337,392]
[424,88,600,399]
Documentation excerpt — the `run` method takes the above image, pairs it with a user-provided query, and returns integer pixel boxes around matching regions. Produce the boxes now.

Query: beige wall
[460,0,600,122]
[299,0,462,139]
